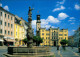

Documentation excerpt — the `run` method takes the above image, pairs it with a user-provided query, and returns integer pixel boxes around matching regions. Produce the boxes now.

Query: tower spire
[36,15,41,36]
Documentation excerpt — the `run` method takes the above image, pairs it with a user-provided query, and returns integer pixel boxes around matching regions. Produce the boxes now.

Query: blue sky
[0,0,80,36]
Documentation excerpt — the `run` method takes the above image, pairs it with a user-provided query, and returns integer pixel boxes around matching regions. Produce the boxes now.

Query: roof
[0,7,15,16]
[60,29,68,30]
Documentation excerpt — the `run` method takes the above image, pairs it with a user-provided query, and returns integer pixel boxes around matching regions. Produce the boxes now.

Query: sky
[0,0,80,36]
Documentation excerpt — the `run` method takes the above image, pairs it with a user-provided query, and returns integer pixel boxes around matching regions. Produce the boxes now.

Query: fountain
[4,7,54,57]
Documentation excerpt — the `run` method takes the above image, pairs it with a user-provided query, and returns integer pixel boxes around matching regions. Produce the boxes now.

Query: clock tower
[36,15,41,36]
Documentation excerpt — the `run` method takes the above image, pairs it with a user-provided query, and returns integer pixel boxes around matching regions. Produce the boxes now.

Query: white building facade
[73,27,80,47]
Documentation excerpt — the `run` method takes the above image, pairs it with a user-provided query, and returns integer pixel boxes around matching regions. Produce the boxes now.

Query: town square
[0,0,80,57]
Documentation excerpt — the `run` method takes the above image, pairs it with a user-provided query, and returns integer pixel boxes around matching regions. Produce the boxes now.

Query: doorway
[54,41,56,46]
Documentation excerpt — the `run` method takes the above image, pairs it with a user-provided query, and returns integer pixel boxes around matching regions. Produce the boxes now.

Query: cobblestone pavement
[0,46,7,57]
[0,46,80,57]
[51,47,80,57]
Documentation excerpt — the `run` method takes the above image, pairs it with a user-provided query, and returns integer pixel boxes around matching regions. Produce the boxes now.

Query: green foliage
[22,38,27,44]
[15,38,18,42]
[33,36,43,46]
[60,39,68,45]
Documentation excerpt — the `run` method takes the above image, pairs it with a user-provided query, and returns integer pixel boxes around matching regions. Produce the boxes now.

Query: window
[11,17,13,20]
[5,30,6,34]
[16,25,17,28]
[42,33,44,35]
[11,24,13,28]
[54,33,55,35]
[8,23,10,27]
[65,37,66,40]
[42,30,44,32]
[0,20,2,25]
[5,22,7,26]
[54,37,55,39]
[8,31,10,35]
[11,32,13,35]
[0,29,2,34]
[48,37,49,39]
[46,37,47,39]
[64,34,67,36]
[59,34,63,36]
[1,12,2,16]
[16,32,17,36]
[38,27,39,29]
[8,15,9,19]
[61,37,63,39]
[5,14,6,18]
[46,33,49,35]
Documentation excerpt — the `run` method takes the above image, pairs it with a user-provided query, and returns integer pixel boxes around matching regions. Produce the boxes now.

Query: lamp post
[78,27,80,52]
[78,39,80,53]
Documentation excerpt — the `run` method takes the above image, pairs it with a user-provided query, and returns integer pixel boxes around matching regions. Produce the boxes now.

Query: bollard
[78,47,80,53]
[57,45,59,50]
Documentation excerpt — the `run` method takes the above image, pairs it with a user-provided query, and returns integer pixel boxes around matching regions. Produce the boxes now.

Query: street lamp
[78,39,80,53]
[78,27,80,53]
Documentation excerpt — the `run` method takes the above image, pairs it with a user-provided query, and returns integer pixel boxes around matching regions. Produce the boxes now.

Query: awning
[4,37,7,39]
[0,35,4,37]
[0,39,4,42]
[4,39,15,42]
[4,37,14,39]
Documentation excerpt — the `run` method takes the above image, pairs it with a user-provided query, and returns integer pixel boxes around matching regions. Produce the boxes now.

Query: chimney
[21,17,23,19]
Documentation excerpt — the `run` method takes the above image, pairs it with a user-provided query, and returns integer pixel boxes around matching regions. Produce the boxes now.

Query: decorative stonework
[27,7,34,48]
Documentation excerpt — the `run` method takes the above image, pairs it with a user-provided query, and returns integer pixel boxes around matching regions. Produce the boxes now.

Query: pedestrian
[71,45,73,49]
[57,45,59,50]
[8,44,9,46]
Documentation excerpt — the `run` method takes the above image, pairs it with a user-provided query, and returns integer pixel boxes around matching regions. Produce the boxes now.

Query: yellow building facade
[36,15,68,46]
[39,27,68,46]
[14,16,26,46]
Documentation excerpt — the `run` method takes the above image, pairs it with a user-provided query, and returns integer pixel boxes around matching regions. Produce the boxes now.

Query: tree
[33,36,43,46]
[22,38,27,44]
[60,39,68,50]
[60,39,68,45]
[15,38,18,42]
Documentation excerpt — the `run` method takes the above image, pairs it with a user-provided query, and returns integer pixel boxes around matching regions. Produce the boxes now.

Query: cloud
[32,20,36,29]
[74,4,80,10]
[53,5,65,12]
[71,23,75,24]
[0,3,2,7]
[58,12,69,20]
[32,15,60,31]
[40,19,49,28]
[68,20,72,21]
[72,30,75,32]
[45,25,51,29]
[3,5,9,11]
[52,26,57,28]
[68,17,75,22]
[70,17,75,19]
[47,16,60,23]
[68,20,75,22]
[57,0,65,5]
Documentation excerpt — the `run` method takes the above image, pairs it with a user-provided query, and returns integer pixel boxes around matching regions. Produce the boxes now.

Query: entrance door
[54,41,56,46]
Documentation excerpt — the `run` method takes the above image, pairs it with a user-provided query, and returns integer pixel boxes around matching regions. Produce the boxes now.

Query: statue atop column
[27,7,34,48]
